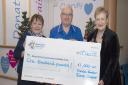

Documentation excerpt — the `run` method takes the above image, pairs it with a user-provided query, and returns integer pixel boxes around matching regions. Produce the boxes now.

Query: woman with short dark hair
[14,14,46,85]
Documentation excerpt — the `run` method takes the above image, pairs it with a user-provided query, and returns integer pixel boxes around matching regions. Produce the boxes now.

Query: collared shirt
[50,24,83,41]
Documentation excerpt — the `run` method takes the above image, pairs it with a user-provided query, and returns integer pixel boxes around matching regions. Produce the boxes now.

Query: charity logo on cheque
[28,40,45,50]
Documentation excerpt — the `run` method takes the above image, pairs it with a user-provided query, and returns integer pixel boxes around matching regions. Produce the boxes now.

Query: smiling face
[60,6,73,27]
[95,12,108,31]
[94,7,109,31]
[30,14,44,34]
[31,18,43,34]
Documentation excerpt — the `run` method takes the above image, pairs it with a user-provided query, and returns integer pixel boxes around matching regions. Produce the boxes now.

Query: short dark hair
[30,14,44,25]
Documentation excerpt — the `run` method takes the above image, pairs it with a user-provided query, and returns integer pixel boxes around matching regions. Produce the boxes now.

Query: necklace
[96,31,104,43]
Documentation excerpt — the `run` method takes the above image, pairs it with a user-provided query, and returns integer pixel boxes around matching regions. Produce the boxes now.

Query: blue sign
[1,56,9,73]
[84,3,93,15]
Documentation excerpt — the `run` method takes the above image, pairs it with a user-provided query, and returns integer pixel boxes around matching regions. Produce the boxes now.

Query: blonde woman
[87,7,121,85]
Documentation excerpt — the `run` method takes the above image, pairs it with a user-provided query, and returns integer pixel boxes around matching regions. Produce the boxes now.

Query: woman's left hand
[98,80,104,85]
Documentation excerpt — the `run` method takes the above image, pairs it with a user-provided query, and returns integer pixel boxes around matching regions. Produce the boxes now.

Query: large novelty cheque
[22,36,101,85]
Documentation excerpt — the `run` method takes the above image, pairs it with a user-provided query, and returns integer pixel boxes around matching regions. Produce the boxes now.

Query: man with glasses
[50,6,83,41]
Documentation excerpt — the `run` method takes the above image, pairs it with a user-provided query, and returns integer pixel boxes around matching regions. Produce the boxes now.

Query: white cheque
[22,36,101,85]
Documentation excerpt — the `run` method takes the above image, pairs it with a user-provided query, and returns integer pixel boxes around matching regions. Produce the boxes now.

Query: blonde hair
[94,7,109,19]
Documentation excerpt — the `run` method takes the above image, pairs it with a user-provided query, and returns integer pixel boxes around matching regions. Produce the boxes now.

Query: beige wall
[104,0,128,64]
[117,0,128,64]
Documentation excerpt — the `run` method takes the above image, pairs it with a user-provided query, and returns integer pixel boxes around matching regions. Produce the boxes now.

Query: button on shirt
[50,24,83,41]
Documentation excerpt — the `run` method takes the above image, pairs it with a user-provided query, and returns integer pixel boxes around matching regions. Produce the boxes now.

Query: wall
[117,0,128,64]
[0,0,3,45]
[0,0,30,46]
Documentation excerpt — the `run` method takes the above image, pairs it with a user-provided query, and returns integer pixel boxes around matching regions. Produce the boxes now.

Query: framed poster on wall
[5,0,30,46]
[53,0,104,35]
[0,46,17,80]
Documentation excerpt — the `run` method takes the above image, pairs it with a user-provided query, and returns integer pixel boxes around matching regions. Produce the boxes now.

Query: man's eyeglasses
[61,13,73,16]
